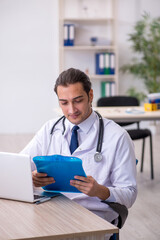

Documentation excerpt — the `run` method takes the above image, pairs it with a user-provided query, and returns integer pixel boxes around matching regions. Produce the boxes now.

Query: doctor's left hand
[70,176,110,200]
[32,170,55,187]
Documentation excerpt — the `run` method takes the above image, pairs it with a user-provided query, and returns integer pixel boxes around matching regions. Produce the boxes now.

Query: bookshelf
[59,0,118,103]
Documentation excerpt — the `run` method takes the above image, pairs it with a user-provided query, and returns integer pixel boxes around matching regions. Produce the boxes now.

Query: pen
[36,197,51,205]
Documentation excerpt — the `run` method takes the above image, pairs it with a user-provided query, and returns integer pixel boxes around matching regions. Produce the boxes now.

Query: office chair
[97,96,154,179]
[103,201,127,240]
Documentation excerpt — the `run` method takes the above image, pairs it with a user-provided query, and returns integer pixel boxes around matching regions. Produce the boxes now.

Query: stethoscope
[46,111,104,162]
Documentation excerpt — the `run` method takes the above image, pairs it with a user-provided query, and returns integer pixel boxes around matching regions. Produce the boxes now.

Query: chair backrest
[97,96,139,107]
[101,201,128,229]
[97,96,139,127]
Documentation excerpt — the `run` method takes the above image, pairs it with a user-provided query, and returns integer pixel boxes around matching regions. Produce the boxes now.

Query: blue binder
[95,53,100,74]
[64,24,69,46]
[109,53,115,74]
[68,24,74,46]
[95,53,105,74]
[33,155,86,193]
[63,24,75,46]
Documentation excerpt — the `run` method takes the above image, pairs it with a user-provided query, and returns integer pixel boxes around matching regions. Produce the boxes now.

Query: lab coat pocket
[83,152,109,183]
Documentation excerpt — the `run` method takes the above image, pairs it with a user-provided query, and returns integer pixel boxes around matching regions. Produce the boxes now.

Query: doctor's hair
[54,68,92,96]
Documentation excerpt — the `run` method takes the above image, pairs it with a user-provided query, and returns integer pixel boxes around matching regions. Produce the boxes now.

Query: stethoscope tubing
[94,111,104,154]
[50,115,65,135]
[48,111,104,160]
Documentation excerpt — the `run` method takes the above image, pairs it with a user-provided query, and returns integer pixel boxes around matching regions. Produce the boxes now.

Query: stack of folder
[101,81,116,97]
[64,24,75,46]
[95,52,115,75]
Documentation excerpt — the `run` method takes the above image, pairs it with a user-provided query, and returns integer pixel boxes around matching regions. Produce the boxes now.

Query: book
[33,155,86,193]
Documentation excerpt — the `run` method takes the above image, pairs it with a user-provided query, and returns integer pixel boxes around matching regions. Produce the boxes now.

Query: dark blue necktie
[70,126,79,154]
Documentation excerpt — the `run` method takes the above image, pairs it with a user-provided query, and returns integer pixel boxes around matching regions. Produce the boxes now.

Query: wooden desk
[0,195,118,240]
[94,106,160,122]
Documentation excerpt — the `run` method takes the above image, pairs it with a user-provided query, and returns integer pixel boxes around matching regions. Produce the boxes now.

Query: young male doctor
[21,68,137,235]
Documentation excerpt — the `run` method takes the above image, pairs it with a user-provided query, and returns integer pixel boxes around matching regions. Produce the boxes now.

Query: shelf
[63,18,114,24]
[62,45,116,50]
[89,75,116,80]
[59,0,118,97]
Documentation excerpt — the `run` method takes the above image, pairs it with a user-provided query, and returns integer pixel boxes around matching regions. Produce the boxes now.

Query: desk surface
[0,195,118,240]
[94,106,160,122]
[55,106,160,122]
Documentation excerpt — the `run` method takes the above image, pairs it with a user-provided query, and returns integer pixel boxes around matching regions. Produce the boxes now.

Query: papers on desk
[33,155,86,193]
[125,108,145,114]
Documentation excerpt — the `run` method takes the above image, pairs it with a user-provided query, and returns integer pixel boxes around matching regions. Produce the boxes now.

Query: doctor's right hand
[32,170,55,187]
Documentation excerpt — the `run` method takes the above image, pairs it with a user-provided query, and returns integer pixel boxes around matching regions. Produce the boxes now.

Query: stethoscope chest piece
[94,152,102,162]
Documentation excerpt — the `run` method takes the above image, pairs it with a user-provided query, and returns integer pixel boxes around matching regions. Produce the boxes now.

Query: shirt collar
[78,110,96,134]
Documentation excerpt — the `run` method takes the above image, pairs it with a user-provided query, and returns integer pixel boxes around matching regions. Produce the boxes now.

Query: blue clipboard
[33,155,86,193]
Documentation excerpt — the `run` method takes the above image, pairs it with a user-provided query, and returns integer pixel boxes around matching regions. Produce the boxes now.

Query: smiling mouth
[69,113,80,119]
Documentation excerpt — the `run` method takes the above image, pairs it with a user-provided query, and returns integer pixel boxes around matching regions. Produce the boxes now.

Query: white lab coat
[21,111,137,223]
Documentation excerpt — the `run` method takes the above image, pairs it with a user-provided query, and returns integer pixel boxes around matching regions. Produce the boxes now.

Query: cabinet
[59,0,118,105]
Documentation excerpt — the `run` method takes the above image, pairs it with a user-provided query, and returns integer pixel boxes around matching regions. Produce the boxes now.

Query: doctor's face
[57,82,93,125]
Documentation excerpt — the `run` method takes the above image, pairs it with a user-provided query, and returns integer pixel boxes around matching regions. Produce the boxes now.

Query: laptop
[0,152,59,203]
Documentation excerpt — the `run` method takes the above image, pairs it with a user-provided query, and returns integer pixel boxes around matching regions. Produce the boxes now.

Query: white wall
[0,0,160,134]
[0,0,59,133]
[118,0,160,95]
